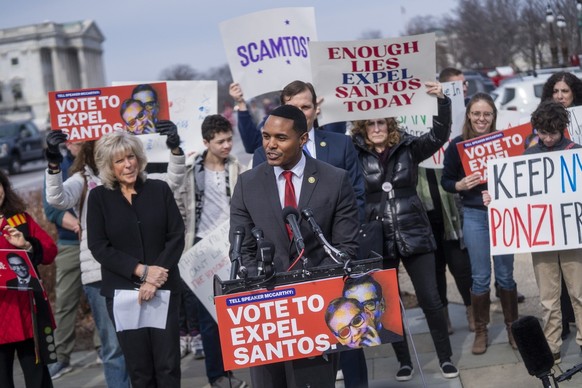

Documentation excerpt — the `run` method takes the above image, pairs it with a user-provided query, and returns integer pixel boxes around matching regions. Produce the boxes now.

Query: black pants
[386,252,453,364]
[340,348,368,388]
[431,220,472,307]
[0,339,53,388]
[107,293,181,388]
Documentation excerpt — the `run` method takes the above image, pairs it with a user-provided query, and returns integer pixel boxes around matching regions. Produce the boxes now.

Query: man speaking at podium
[230,104,360,387]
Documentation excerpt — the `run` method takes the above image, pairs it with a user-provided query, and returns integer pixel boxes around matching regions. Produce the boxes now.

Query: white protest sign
[178,219,231,322]
[220,7,317,99]
[113,81,217,163]
[310,33,437,126]
[398,80,465,169]
[497,110,529,130]
[487,148,582,255]
[567,105,582,144]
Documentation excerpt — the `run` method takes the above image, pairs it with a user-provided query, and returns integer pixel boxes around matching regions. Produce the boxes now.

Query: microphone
[252,227,265,274]
[282,206,305,252]
[301,207,346,264]
[230,226,247,280]
[258,241,275,279]
[511,316,554,382]
[251,226,264,242]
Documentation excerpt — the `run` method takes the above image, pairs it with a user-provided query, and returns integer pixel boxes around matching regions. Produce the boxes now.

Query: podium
[214,253,383,296]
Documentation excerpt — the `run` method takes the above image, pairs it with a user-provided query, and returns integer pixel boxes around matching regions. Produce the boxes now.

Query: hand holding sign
[45,130,68,165]
[425,81,445,99]
[156,120,181,150]
[456,172,481,191]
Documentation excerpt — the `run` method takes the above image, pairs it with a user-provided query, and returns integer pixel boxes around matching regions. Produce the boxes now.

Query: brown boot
[466,305,475,332]
[499,287,519,350]
[471,291,490,355]
[445,306,453,334]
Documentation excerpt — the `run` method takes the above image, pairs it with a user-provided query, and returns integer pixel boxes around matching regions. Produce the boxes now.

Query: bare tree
[159,64,199,80]
[358,30,383,40]
[403,15,450,71]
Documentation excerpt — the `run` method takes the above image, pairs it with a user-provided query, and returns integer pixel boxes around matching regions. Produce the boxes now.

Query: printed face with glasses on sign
[120,99,155,135]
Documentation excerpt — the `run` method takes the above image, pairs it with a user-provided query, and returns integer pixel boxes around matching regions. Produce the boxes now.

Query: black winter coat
[352,97,452,259]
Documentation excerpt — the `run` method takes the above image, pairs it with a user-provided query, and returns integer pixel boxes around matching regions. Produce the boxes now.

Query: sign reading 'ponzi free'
[487,148,582,255]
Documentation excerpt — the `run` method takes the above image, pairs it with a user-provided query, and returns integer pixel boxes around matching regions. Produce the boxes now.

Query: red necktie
[282,170,297,239]
[282,170,297,208]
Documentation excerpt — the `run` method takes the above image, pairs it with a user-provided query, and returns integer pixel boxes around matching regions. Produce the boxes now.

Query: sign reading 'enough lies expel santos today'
[309,33,437,126]
[487,148,582,255]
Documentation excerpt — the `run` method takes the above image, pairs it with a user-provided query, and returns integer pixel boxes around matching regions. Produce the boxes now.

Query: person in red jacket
[0,169,58,388]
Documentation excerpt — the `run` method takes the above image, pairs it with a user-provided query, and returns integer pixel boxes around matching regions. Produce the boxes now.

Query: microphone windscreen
[282,206,300,223]
[511,316,554,377]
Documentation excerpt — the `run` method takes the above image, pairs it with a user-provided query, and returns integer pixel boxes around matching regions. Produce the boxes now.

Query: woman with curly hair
[540,71,582,341]
[540,71,582,108]
[350,82,460,381]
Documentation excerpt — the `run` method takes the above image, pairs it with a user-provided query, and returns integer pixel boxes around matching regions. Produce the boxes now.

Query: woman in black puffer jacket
[351,82,458,381]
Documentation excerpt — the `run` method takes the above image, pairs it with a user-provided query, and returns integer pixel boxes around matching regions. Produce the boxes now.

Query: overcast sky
[3,0,457,84]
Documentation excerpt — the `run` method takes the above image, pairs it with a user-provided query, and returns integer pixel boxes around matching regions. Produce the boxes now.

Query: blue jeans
[462,207,516,294]
[196,298,228,384]
[84,283,130,388]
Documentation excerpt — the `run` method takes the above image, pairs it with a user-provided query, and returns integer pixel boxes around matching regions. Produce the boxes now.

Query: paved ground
[14,253,582,387]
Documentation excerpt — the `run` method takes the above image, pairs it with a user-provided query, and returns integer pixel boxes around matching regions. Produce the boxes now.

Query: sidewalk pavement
[15,253,582,387]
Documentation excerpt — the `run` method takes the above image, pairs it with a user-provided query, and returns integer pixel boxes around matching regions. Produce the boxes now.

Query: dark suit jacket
[230,156,359,276]
[6,276,43,293]
[252,130,366,222]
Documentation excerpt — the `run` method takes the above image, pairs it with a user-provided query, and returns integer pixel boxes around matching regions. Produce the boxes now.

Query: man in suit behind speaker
[230,104,360,387]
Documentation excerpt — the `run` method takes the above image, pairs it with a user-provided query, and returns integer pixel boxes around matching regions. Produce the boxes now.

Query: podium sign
[215,269,401,370]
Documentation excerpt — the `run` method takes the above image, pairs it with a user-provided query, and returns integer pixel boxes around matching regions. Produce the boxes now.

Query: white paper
[113,289,170,332]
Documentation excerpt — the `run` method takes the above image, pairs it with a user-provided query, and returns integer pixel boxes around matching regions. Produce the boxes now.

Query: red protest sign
[48,83,169,141]
[0,249,43,292]
[457,122,534,183]
[215,269,401,370]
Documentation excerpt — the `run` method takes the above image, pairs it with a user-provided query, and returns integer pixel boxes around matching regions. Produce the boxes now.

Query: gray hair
[94,131,147,190]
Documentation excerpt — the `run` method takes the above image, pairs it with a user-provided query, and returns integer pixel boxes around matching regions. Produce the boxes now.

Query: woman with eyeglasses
[350,82,460,381]
[441,92,518,356]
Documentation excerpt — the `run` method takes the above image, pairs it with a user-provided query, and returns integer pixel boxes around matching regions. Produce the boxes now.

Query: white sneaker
[190,333,205,359]
[180,336,191,358]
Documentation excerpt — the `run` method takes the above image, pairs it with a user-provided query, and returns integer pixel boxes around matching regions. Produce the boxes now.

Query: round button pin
[382,182,393,192]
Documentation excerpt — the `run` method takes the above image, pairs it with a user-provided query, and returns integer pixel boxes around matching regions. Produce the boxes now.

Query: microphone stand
[229,252,247,281]
[557,362,582,383]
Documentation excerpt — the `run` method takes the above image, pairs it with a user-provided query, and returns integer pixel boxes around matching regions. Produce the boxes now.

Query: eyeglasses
[126,109,146,127]
[469,111,494,120]
[9,263,27,269]
[335,313,366,339]
[362,298,381,312]
[143,101,158,110]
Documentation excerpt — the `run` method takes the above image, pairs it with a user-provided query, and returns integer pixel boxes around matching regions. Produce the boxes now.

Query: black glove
[45,130,67,165]
[156,120,181,150]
